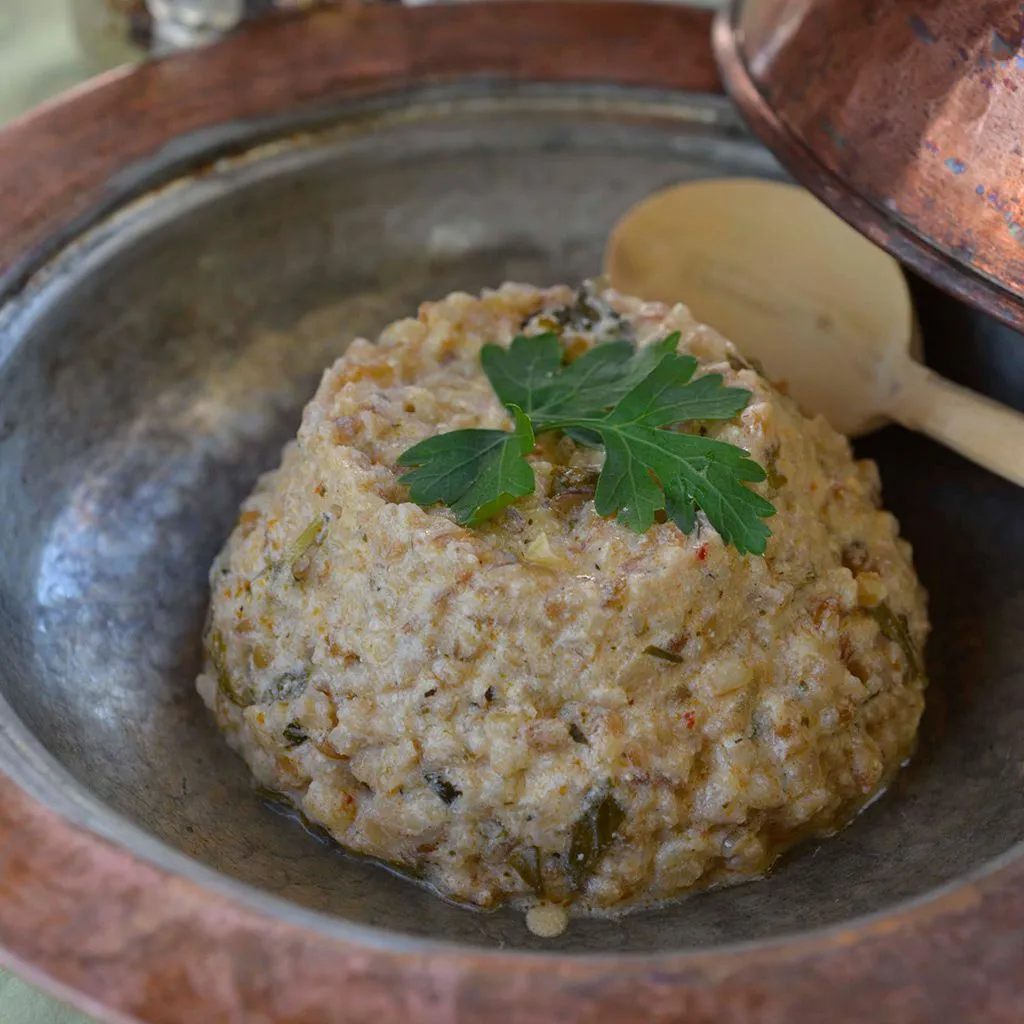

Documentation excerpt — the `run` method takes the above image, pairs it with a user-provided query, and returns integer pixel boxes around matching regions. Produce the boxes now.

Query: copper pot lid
[714,0,1024,334]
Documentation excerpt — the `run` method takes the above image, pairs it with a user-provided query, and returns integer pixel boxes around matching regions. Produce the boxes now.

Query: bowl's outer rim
[1,3,1023,1021]
[712,1,1024,336]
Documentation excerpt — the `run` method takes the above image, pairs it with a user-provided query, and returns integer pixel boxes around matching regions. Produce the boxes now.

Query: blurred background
[4,0,724,126]
[1,0,97,123]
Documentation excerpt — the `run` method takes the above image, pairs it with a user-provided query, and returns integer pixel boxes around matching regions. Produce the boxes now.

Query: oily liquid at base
[255,737,920,937]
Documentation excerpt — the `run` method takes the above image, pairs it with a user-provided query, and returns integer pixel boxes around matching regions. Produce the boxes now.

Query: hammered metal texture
[718,0,1024,330]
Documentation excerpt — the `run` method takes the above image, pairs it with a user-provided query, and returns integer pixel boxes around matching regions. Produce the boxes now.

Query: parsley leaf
[595,428,774,552]
[599,354,773,552]
[481,332,682,422]
[398,328,776,555]
[584,347,750,427]
[396,405,536,526]
[479,333,563,413]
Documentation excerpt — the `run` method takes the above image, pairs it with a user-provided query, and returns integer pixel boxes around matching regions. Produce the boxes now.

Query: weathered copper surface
[1,3,1024,1022]
[715,0,1024,332]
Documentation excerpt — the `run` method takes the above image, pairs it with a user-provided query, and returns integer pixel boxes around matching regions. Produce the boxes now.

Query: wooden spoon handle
[892,363,1024,488]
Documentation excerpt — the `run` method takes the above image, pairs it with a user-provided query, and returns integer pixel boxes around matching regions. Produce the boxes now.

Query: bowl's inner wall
[1,89,1023,952]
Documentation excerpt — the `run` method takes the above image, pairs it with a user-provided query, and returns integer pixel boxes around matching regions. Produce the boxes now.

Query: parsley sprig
[397,331,776,555]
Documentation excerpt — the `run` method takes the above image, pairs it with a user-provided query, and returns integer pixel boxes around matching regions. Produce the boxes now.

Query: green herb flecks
[398,330,776,555]
[283,721,308,748]
[206,627,254,707]
[567,788,626,892]
[525,281,631,341]
[568,722,589,744]
[870,602,921,678]
[553,282,628,336]
[424,771,462,805]
[509,845,545,896]
[643,645,684,664]
[269,668,310,702]
[764,446,788,491]
[290,511,334,581]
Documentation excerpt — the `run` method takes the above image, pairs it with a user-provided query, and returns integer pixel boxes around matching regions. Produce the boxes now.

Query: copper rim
[712,3,1024,336]
[2,4,1024,1022]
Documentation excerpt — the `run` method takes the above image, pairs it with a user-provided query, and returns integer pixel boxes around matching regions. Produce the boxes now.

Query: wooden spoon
[605,177,1024,487]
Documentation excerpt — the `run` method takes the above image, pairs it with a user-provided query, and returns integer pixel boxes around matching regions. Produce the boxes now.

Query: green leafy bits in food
[206,627,253,707]
[870,602,921,678]
[643,644,684,664]
[568,722,589,744]
[291,511,334,581]
[509,845,544,896]
[398,330,776,555]
[567,787,626,892]
[269,668,310,702]
[553,282,625,333]
[283,721,308,747]
[764,446,788,491]
[526,282,631,340]
[424,771,462,805]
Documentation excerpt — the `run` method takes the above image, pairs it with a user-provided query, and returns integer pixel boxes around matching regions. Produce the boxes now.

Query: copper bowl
[714,0,1024,332]
[2,4,1024,1022]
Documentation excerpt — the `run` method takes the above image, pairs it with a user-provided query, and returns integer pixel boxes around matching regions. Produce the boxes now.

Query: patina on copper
[715,0,1024,333]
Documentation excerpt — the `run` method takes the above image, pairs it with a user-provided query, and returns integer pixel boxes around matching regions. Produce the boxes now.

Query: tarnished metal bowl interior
[1,81,1023,955]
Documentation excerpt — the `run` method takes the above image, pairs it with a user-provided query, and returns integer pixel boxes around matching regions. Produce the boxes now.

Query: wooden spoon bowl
[606,178,1024,486]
